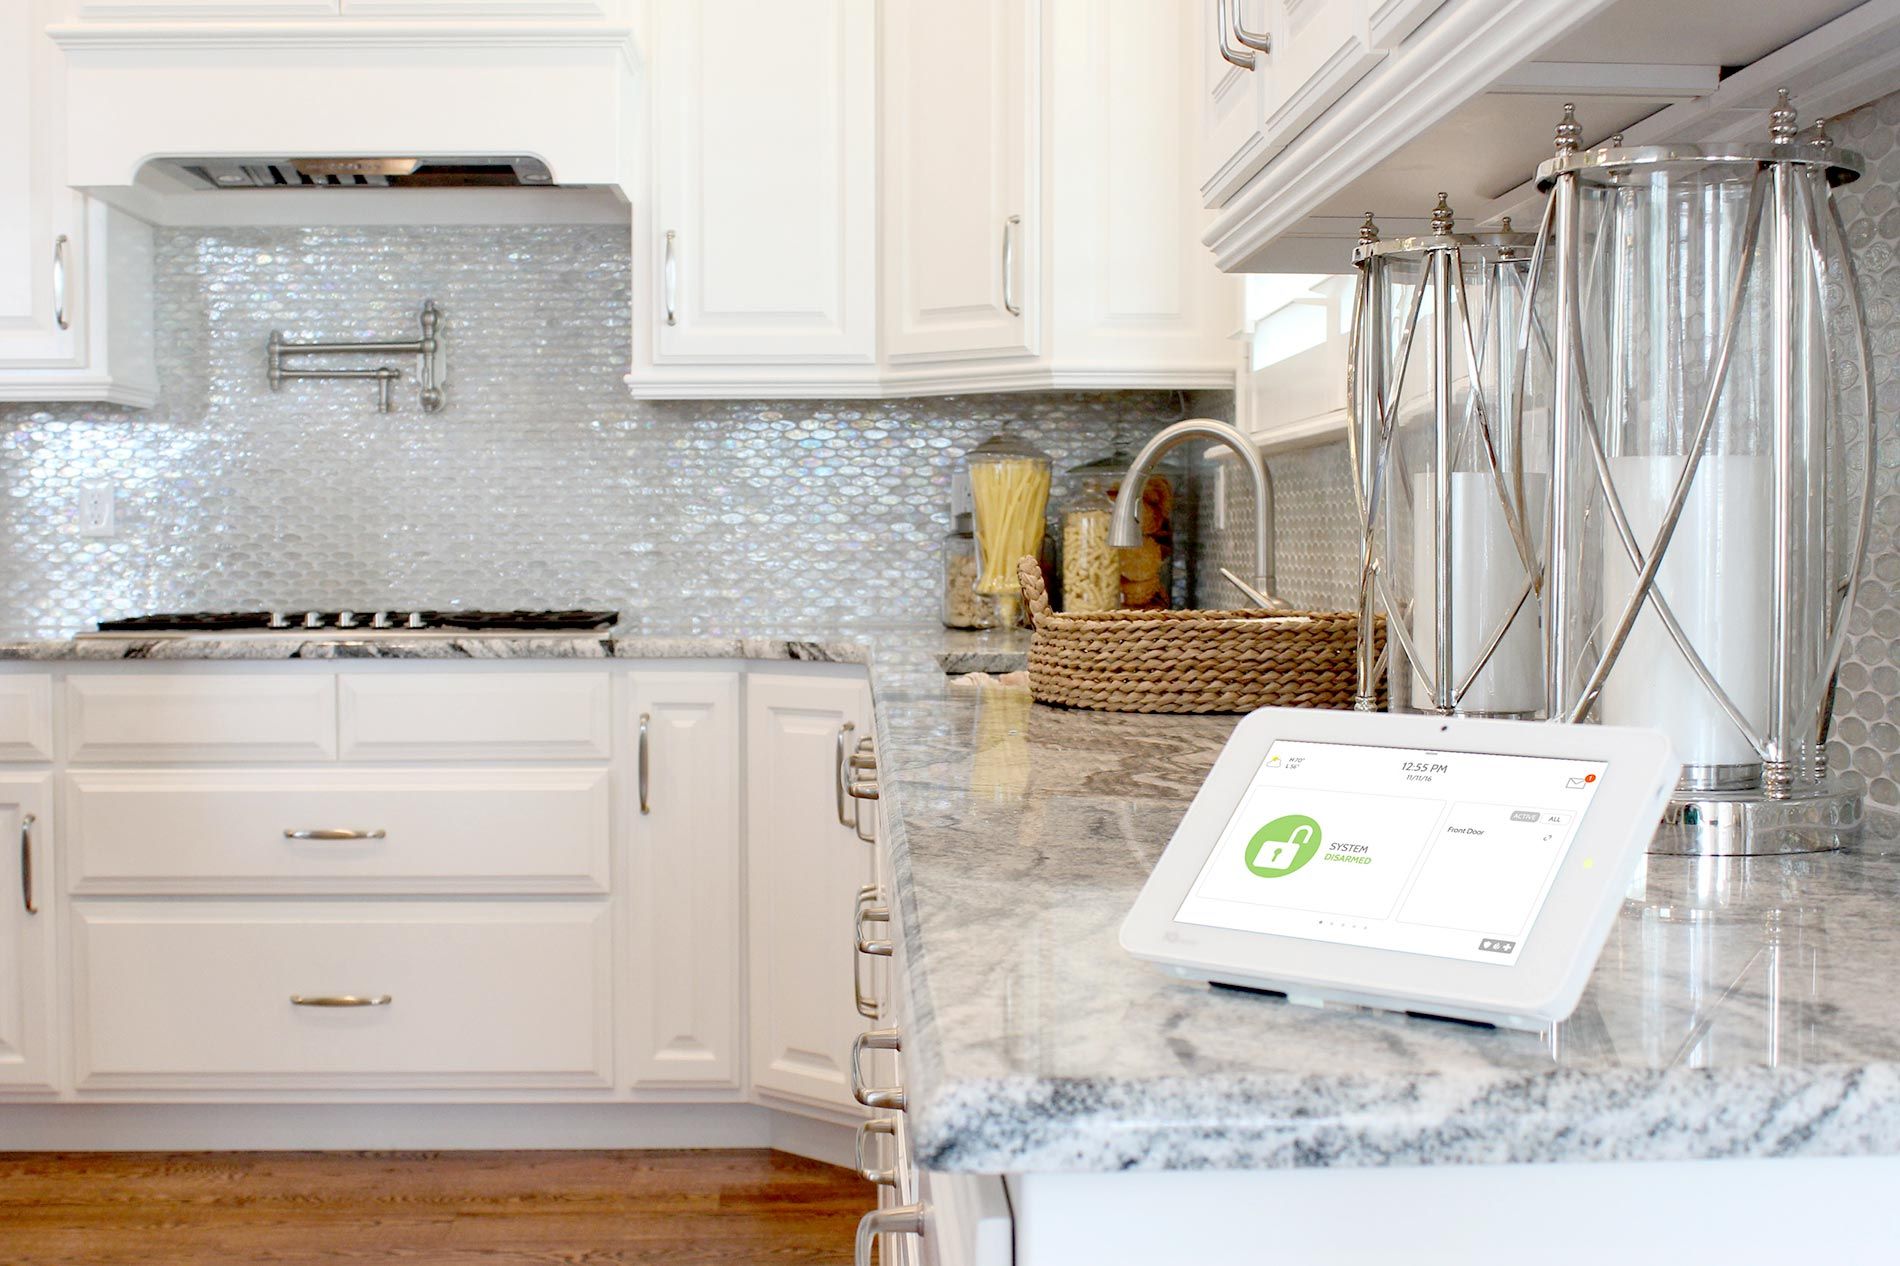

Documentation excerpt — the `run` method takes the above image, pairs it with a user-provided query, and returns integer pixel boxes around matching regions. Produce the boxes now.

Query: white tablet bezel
[1119,708,1678,1030]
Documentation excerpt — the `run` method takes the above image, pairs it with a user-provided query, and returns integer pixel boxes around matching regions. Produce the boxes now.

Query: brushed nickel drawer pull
[847,779,880,802]
[283,828,387,841]
[662,229,679,326]
[850,1027,905,1110]
[20,813,35,916]
[638,711,652,815]
[856,901,893,957]
[835,722,857,826]
[855,1117,900,1186]
[52,235,71,330]
[856,1204,926,1266]
[290,994,392,1007]
[1002,215,1022,317]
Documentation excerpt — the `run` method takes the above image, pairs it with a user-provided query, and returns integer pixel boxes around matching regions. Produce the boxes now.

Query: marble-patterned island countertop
[5,621,1898,1177]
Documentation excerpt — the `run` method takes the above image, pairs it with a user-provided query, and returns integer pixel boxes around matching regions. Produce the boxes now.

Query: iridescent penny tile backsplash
[0,225,1203,638]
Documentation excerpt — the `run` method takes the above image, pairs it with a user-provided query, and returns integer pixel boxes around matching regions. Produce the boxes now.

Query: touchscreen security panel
[1174,740,1607,966]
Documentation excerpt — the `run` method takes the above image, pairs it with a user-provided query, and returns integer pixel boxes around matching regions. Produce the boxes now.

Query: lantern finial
[1430,193,1455,236]
[1358,211,1381,245]
[1554,104,1582,155]
[1808,117,1834,155]
[1770,88,1798,143]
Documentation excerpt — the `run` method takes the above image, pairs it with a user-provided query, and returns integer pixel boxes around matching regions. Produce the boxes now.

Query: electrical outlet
[78,482,115,537]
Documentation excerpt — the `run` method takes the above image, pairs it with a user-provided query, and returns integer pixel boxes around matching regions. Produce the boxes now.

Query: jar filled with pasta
[964,430,1052,630]
[941,468,996,630]
[1058,460,1122,613]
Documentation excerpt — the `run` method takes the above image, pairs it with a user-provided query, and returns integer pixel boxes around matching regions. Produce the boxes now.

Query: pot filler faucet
[1107,418,1281,609]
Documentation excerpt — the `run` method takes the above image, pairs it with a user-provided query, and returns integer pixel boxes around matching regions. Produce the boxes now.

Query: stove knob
[371,612,394,630]
[268,612,291,629]
[303,612,325,629]
[336,611,358,629]
[407,612,427,629]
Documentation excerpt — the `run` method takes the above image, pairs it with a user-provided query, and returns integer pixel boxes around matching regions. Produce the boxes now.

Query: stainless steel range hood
[151,156,556,192]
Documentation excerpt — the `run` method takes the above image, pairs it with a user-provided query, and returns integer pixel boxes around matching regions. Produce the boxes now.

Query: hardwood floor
[0,1149,867,1265]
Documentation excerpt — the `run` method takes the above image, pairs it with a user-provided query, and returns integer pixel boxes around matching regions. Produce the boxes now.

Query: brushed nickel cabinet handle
[20,813,35,916]
[856,1204,926,1266]
[52,235,70,330]
[290,994,392,1007]
[835,722,857,826]
[662,230,679,326]
[850,1027,905,1110]
[283,828,386,841]
[1232,0,1271,53]
[855,1117,899,1186]
[855,901,893,957]
[638,711,652,815]
[1216,0,1256,69]
[1002,215,1022,317]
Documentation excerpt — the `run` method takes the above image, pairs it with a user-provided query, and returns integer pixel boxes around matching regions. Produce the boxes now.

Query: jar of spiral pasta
[1058,463,1122,613]
[1059,454,1174,612]
[965,429,1052,630]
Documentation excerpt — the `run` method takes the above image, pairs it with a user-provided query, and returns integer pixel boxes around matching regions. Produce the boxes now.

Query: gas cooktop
[83,609,620,638]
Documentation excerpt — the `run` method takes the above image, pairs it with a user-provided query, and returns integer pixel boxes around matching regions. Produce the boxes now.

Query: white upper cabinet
[1048,0,1236,385]
[1256,0,1383,156]
[0,0,154,406]
[882,0,1039,367]
[641,0,878,375]
[1198,0,1890,272]
[1200,0,1383,210]
[631,0,1236,398]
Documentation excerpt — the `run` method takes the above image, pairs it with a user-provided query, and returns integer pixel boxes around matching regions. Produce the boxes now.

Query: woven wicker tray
[1016,557,1378,714]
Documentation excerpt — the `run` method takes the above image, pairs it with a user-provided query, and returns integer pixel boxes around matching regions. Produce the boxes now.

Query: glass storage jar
[941,469,996,630]
[1058,459,1123,613]
[965,430,1052,629]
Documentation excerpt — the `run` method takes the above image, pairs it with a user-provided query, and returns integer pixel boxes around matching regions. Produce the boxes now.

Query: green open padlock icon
[1244,814,1322,878]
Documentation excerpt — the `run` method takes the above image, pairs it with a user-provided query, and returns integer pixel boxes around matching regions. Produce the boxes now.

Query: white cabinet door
[746,672,872,1115]
[624,671,743,1092]
[1201,0,1270,205]
[648,0,876,365]
[0,0,83,369]
[0,775,56,1091]
[1258,0,1383,154]
[882,0,1038,365]
[1050,0,1237,384]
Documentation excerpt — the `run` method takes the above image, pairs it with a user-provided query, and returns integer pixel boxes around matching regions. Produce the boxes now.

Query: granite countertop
[870,667,1900,1175]
[6,621,1897,1177]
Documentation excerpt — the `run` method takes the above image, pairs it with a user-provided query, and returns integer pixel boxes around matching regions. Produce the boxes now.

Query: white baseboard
[0,1102,849,1157]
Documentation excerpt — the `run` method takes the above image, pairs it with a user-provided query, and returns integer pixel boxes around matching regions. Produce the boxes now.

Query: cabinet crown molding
[47,22,640,68]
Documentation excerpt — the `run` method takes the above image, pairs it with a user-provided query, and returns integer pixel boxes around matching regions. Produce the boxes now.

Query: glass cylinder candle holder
[1349,197,1543,718]
[1513,95,1874,855]
[965,430,1052,630]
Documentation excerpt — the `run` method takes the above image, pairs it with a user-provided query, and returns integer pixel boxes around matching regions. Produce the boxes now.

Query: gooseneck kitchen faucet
[1107,418,1279,608]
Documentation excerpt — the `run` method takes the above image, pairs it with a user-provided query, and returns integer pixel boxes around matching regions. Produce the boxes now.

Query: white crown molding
[0,376,160,409]
[624,365,1236,401]
[47,22,641,69]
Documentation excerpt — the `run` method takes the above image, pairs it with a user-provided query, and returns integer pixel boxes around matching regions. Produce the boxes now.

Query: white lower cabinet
[746,671,874,1115]
[0,774,55,1091]
[71,900,614,1090]
[624,670,743,1092]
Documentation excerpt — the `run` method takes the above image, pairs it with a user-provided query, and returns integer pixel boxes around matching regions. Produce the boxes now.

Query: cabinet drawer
[339,672,612,760]
[66,768,611,895]
[66,674,337,762]
[0,675,52,762]
[73,901,613,1089]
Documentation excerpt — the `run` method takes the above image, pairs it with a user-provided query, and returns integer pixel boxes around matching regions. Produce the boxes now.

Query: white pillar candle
[1598,454,1770,772]
[1409,472,1545,715]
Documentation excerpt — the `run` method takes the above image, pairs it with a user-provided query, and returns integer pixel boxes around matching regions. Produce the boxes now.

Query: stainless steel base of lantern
[1652,783,1862,856]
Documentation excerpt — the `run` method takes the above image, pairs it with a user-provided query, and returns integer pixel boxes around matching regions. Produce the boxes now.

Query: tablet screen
[1175,739,1607,965]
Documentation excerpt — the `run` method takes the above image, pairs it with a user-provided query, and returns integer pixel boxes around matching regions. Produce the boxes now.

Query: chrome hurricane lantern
[1512,95,1876,856]
[1348,196,1543,718]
